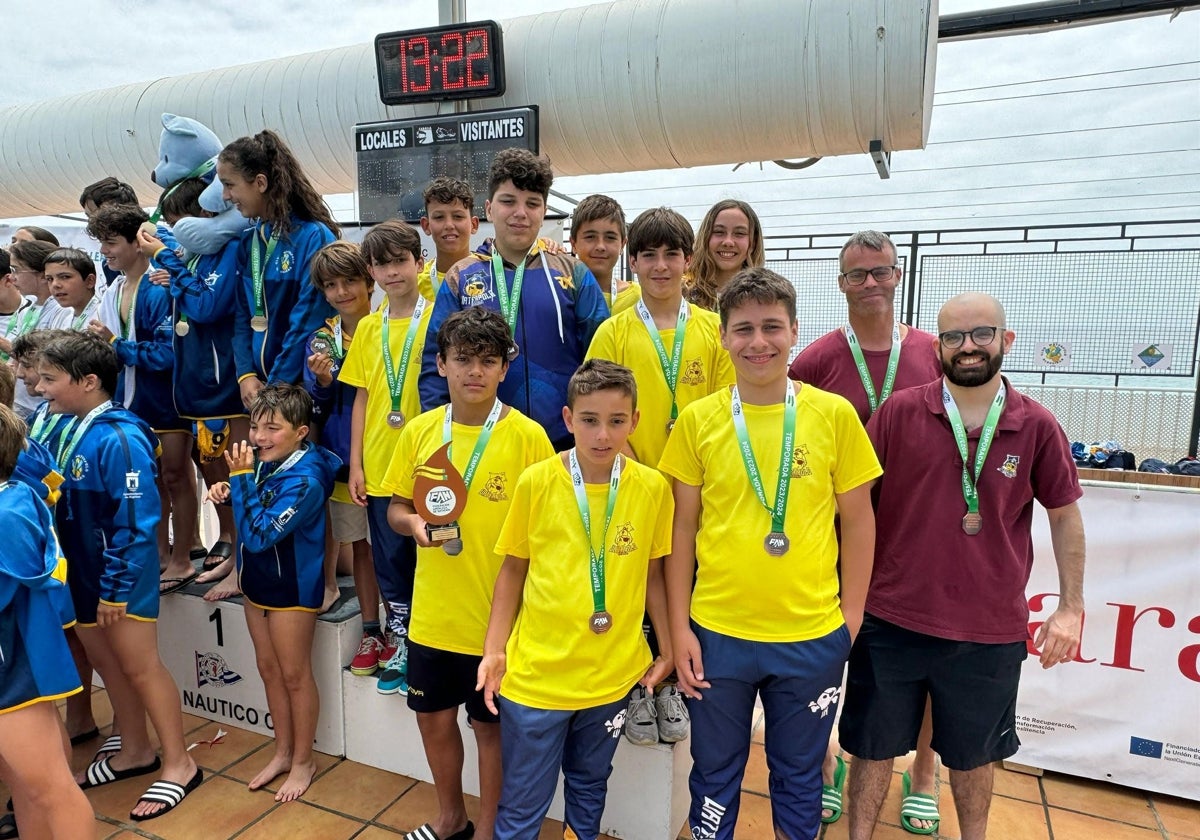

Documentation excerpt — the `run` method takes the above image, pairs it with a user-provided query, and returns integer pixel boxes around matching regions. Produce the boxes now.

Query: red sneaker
[350,634,385,676]
[378,634,399,669]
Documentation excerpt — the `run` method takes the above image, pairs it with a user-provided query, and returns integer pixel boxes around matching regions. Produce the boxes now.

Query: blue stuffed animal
[150,113,247,255]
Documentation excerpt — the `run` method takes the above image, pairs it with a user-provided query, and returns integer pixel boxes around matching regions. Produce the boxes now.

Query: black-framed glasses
[839,265,898,285]
[939,326,1001,349]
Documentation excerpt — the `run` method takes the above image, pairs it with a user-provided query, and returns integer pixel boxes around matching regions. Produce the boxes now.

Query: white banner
[1018,482,1200,800]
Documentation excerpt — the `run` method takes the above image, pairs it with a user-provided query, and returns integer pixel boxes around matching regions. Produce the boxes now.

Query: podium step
[158,582,362,756]
[341,669,691,838]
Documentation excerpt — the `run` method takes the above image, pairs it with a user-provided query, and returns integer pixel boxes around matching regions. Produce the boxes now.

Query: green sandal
[820,754,847,824]
[900,770,940,835]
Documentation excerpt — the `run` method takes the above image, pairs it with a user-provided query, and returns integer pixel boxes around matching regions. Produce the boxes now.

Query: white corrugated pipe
[0,0,937,217]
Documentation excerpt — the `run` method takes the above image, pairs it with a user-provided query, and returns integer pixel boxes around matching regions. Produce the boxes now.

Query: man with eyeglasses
[788,230,941,829]
[840,292,1085,840]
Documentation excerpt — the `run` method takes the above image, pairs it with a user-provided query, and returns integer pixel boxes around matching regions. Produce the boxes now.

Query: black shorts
[839,614,1027,771]
[405,639,499,723]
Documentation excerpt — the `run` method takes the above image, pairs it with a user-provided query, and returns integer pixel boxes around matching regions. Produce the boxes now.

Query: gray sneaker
[655,684,690,743]
[625,684,659,745]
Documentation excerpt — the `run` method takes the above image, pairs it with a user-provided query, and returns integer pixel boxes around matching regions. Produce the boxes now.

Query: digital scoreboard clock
[375,20,505,105]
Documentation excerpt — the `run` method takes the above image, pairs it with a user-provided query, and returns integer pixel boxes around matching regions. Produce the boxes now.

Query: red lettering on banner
[1027,593,1097,663]
[1102,603,1175,672]
[1179,614,1200,684]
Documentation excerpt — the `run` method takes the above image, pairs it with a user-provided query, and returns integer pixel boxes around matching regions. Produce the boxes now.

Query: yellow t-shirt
[495,455,673,710]
[337,301,433,496]
[658,384,881,643]
[416,261,439,302]
[386,406,553,655]
[602,281,641,316]
[586,303,735,467]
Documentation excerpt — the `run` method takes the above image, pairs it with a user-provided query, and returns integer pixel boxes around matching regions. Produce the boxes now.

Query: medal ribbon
[58,400,113,469]
[381,296,427,413]
[844,322,901,416]
[176,254,202,333]
[120,275,143,341]
[441,398,502,491]
[941,381,1006,516]
[1,299,38,361]
[249,229,280,321]
[568,449,621,617]
[731,384,797,537]
[490,247,534,335]
[70,297,98,332]
[254,442,309,485]
[635,298,689,422]
[30,405,75,457]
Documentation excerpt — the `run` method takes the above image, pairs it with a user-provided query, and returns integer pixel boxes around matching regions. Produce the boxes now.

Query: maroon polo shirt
[790,326,942,424]
[865,377,1082,644]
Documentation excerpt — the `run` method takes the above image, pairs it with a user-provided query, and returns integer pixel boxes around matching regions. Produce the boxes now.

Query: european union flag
[1129,736,1163,758]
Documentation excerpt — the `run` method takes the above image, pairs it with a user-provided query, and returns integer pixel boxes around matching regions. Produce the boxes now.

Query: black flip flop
[0,813,16,840]
[129,767,203,822]
[69,726,100,746]
[202,540,233,572]
[79,755,162,790]
[159,573,199,596]
[189,546,209,564]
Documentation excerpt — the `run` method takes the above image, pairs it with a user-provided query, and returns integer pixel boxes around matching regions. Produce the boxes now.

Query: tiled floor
[3,690,1196,839]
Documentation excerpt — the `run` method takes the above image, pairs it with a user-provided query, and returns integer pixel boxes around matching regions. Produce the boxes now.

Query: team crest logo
[791,444,812,478]
[464,278,486,298]
[1041,343,1067,366]
[610,523,637,556]
[998,455,1020,479]
[280,250,294,273]
[125,471,139,493]
[203,270,220,289]
[70,454,88,480]
[680,358,706,386]
[808,686,841,718]
[478,472,508,502]
[195,651,243,688]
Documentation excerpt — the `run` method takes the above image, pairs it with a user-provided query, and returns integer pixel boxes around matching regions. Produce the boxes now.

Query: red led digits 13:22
[375,20,506,105]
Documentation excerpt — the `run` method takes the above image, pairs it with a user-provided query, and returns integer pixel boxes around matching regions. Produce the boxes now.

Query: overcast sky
[2,0,1197,235]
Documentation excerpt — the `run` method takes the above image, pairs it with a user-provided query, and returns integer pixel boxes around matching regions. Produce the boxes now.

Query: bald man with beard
[840,293,1086,840]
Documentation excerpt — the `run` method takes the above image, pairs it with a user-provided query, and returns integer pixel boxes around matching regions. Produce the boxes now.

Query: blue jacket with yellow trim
[229,443,339,609]
[232,217,336,386]
[418,240,609,448]
[153,238,244,419]
[54,408,160,609]
[0,480,82,705]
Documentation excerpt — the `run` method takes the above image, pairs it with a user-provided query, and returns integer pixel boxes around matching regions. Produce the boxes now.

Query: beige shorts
[329,499,370,545]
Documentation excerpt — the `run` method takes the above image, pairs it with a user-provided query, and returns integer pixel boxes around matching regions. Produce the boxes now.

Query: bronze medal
[589,610,613,634]
[174,321,190,337]
[442,537,464,556]
[311,337,331,356]
[250,315,268,332]
[387,411,405,429]
[962,512,983,535]
[507,342,520,361]
[764,532,790,556]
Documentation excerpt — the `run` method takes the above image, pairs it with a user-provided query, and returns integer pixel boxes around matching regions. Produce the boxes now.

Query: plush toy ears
[161,113,221,149]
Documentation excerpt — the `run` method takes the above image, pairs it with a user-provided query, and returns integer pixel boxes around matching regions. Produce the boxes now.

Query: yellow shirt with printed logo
[658,385,881,643]
[586,303,735,467]
[495,455,673,710]
[386,406,553,654]
[338,302,433,496]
